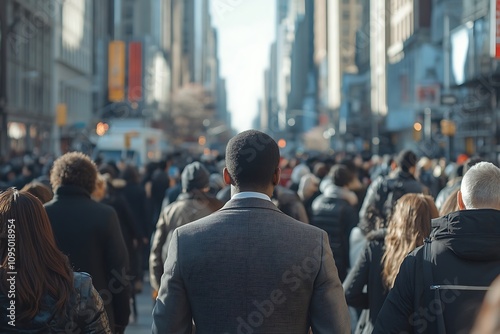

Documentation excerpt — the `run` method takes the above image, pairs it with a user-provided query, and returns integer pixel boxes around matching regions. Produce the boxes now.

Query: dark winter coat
[343,229,387,333]
[311,185,358,281]
[44,185,131,333]
[120,182,149,238]
[374,209,500,334]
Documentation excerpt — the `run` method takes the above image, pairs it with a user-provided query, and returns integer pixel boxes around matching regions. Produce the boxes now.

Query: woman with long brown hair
[0,188,111,332]
[344,193,439,333]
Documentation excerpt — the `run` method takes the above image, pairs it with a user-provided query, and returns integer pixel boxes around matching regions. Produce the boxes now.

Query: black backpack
[413,239,489,334]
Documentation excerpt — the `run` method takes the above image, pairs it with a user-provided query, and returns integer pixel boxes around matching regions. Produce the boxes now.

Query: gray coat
[152,197,350,334]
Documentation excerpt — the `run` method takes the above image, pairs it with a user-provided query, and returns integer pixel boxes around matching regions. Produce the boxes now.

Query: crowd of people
[1,130,500,333]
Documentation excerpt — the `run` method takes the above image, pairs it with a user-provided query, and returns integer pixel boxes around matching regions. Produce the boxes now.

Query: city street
[126,275,154,334]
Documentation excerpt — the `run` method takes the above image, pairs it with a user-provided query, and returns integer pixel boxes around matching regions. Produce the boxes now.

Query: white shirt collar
[231,191,272,202]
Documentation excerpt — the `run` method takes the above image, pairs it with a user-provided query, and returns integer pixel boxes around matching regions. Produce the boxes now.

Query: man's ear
[457,190,466,210]
[223,167,233,186]
[272,167,281,186]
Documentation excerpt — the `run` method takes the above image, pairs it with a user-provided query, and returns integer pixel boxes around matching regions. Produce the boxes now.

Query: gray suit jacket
[152,197,350,334]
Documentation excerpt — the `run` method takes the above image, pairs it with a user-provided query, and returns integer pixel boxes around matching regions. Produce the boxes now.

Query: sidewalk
[125,274,154,334]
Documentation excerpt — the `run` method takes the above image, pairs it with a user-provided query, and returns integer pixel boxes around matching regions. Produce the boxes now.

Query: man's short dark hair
[226,130,280,188]
[50,152,98,194]
[396,149,418,173]
[329,164,355,187]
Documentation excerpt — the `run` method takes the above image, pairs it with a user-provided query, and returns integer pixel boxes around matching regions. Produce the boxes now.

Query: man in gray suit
[152,130,350,334]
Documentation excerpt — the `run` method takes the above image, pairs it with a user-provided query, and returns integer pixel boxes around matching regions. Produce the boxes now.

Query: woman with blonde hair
[344,193,439,333]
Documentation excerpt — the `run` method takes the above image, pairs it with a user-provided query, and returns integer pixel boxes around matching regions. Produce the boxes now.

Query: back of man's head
[330,164,355,188]
[460,161,500,210]
[396,149,418,173]
[225,130,280,189]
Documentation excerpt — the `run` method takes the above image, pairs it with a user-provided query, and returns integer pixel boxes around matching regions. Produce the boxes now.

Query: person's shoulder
[73,272,93,295]
[176,204,321,235]
[175,211,219,232]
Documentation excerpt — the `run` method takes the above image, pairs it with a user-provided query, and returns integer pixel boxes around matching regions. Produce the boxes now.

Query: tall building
[323,0,364,151]
[327,0,362,118]
[385,0,441,154]
[154,0,228,147]
[435,0,500,160]
[261,42,278,136]
[0,0,54,155]
[314,0,328,114]
[368,0,391,154]
[273,0,304,134]
[52,0,94,154]
[92,0,114,127]
[108,0,170,121]
[286,0,316,141]
[339,0,372,152]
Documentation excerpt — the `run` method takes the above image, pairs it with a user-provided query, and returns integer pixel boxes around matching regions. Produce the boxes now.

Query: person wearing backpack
[373,161,500,334]
[357,149,427,235]
[310,164,360,282]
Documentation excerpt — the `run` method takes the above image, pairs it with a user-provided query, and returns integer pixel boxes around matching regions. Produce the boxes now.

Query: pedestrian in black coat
[344,193,438,333]
[311,164,359,281]
[44,152,131,333]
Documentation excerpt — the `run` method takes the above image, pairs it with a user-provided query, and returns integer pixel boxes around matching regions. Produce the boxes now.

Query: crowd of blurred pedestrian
[1,134,500,333]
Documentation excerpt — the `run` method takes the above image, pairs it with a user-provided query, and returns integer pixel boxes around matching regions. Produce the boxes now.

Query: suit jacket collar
[220,197,282,213]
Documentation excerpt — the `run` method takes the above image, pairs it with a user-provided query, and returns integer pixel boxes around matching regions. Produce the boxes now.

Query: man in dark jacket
[358,149,427,234]
[311,164,359,281]
[45,152,130,333]
[374,161,500,334]
[149,161,223,295]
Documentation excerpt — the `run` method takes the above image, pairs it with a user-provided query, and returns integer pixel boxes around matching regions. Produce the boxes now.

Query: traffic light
[56,103,67,126]
[440,119,456,136]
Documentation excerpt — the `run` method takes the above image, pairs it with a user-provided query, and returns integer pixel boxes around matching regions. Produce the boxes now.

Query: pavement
[125,274,154,334]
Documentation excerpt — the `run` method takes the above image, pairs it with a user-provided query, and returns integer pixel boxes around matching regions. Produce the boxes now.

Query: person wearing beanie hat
[181,161,210,192]
[149,161,223,297]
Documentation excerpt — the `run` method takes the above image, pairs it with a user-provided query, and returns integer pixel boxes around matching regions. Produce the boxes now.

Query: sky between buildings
[210,0,276,133]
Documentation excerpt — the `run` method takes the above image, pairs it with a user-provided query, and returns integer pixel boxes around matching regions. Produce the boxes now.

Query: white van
[94,121,167,166]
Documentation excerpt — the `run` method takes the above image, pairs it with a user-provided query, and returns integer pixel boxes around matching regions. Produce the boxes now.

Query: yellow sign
[108,41,126,101]
[124,131,139,149]
[56,103,67,126]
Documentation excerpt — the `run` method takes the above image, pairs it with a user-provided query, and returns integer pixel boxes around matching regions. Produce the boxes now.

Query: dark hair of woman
[0,188,74,323]
[20,181,54,204]
[381,193,439,289]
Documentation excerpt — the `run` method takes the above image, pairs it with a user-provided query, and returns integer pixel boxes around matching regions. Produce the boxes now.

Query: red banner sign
[128,42,143,102]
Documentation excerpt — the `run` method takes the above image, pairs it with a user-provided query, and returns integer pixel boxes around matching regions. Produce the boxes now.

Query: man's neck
[231,185,273,198]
